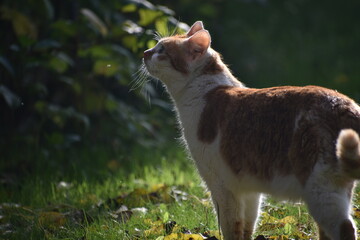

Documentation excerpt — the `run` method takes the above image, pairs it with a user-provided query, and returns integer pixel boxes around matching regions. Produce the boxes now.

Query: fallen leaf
[278,216,297,225]
[353,207,360,218]
[38,211,66,229]
[104,184,174,209]
[107,159,121,171]
[164,233,204,240]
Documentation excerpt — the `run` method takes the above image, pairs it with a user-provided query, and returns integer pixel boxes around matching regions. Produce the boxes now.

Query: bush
[0,0,187,153]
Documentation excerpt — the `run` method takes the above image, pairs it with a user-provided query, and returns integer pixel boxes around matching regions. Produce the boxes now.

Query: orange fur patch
[340,219,355,240]
[198,85,360,183]
[161,38,189,74]
[159,35,224,76]
[234,221,243,238]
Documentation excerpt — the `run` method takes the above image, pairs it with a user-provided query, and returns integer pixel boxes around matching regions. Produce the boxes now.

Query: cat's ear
[187,29,211,60]
[186,21,205,37]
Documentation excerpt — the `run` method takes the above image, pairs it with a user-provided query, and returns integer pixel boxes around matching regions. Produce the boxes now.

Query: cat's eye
[157,45,165,54]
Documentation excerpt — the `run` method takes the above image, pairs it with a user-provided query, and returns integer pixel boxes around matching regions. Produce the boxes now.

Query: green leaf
[93,59,120,76]
[284,223,292,235]
[163,211,169,223]
[43,0,54,19]
[78,45,109,58]
[34,39,61,51]
[105,96,118,111]
[147,40,157,49]
[46,132,65,145]
[138,9,163,26]
[17,35,36,47]
[122,35,138,52]
[34,101,47,113]
[48,57,66,73]
[0,56,15,77]
[122,4,137,13]
[1,6,38,40]
[0,85,21,108]
[155,18,169,37]
[51,20,77,38]
[81,8,108,36]
[49,52,73,73]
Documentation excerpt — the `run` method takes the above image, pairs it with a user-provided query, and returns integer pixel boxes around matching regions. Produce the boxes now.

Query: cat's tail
[336,129,360,179]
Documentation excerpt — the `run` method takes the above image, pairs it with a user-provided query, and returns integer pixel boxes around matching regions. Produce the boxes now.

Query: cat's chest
[176,98,205,147]
[176,98,234,183]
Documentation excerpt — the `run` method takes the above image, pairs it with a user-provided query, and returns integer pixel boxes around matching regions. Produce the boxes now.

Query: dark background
[1,0,359,161]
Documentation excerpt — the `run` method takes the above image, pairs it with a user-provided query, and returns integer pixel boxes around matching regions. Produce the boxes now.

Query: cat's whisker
[153,31,163,41]
[130,63,149,92]
[170,21,180,37]
[140,80,153,105]
[131,62,160,105]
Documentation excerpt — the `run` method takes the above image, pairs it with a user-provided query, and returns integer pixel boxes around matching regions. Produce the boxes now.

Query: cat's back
[199,85,360,144]
[206,85,352,110]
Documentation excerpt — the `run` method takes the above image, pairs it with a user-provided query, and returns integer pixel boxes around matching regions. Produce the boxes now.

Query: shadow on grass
[0,141,189,205]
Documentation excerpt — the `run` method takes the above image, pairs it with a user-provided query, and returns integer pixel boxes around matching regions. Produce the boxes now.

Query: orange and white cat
[143,21,360,240]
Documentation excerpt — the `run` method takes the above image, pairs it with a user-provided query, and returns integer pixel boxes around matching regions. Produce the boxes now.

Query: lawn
[1,145,359,240]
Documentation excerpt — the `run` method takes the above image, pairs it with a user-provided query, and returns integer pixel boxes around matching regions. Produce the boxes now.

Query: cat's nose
[144,49,154,60]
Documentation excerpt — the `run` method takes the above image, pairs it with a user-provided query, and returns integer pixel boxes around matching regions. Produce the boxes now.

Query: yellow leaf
[150,183,166,192]
[107,159,121,171]
[1,6,37,39]
[144,222,164,236]
[278,216,297,224]
[38,211,66,229]
[261,212,279,223]
[353,208,360,218]
[164,233,204,240]
[261,212,297,225]
[204,230,221,239]
[164,233,179,240]
[79,194,98,205]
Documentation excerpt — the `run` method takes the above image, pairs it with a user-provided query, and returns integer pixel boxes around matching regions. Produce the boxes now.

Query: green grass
[1,144,359,240]
[0,145,217,240]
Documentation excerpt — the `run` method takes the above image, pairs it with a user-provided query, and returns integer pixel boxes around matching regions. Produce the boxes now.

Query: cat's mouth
[142,57,158,77]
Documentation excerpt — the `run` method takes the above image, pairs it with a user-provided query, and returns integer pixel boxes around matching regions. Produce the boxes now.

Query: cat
[142,21,360,240]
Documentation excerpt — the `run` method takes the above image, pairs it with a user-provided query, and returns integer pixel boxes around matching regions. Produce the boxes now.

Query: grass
[1,144,360,240]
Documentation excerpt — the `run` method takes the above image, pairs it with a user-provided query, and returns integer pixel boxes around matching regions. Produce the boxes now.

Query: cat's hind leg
[304,175,356,240]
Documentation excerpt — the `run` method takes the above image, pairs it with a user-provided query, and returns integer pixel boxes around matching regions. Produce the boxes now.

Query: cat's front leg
[243,193,262,239]
[210,186,261,240]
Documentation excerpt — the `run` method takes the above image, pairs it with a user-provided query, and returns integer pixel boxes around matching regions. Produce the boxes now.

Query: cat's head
[143,21,223,85]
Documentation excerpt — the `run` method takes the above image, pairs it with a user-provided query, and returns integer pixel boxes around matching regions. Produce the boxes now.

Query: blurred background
[1,0,359,163]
